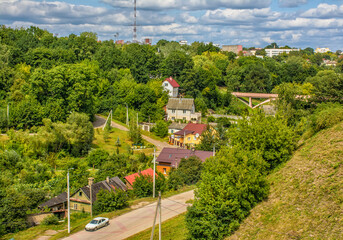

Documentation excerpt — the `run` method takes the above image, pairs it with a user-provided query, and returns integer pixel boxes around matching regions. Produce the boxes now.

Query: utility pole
[7,103,9,130]
[126,103,129,126]
[67,168,74,234]
[88,177,94,218]
[153,148,156,198]
[150,192,161,240]
[159,191,161,240]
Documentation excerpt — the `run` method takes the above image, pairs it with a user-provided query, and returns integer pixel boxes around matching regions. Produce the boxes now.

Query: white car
[85,217,109,231]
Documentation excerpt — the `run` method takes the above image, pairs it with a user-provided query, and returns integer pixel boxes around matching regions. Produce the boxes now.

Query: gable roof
[164,77,180,88]
[174,123,207,136]
[39,192,67,209]
[124,168,156,186]
[166,98,194,110]
[156,148,213,167]
[168,122,187,130]
[76,176,127,203]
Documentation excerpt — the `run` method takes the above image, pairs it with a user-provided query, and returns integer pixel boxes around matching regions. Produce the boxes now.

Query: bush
[41,214,59,225]
[133,173,166,198]
[93,189,129,214]
[151,120,168,138]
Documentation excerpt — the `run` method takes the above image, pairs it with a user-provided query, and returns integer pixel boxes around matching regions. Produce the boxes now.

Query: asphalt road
[63,190,194,240]
[93,115,176,151]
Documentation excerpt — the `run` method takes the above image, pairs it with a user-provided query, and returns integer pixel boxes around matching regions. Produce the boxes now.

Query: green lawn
[92,128,154,155]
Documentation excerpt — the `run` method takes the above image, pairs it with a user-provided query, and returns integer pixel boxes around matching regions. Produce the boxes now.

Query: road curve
[63,190,194,240]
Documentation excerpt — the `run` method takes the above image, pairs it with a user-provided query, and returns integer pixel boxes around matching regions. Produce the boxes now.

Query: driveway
[93,115,176,151]
[63,190,194,240]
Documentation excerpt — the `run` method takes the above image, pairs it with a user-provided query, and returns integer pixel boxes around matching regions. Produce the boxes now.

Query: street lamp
[67,168,74,234]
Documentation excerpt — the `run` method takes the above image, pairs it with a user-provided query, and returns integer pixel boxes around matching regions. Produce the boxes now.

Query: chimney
[106,176,110,184]
[88,177,94,187]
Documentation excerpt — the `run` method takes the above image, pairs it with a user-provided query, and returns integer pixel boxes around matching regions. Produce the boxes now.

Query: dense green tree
[93,189,128,214]
[186,148,269,240]
[151,120,168,138]
[133,173,166,198]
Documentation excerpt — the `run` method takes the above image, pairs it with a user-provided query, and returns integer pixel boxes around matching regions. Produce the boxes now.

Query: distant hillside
[229,122,343,239]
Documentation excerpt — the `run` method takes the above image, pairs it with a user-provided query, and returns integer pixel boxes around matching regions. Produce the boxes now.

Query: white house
[166,98,201,123]
[162,77,179,97]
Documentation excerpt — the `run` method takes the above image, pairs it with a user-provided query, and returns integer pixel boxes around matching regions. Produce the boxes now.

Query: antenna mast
[133,0,137,42]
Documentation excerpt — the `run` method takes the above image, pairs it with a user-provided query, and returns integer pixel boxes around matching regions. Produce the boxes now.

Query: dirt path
[63,190,194,240]
[93,115,176,151]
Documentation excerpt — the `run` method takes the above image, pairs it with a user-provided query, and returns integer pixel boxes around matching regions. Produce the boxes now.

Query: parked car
[85,217,109,231]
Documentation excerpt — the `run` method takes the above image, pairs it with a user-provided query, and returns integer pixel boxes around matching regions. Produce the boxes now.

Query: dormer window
[79,191,82,197]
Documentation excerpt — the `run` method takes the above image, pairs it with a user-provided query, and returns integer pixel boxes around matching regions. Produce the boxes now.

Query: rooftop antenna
[133,0,137,42]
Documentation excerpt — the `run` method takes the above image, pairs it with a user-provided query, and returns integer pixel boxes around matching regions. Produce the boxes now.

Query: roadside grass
[125,213,187,240]
[141,129,169,143]
[2,186,195,240]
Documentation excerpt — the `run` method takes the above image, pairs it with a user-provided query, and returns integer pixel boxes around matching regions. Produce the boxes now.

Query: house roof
[168,122,187,130]
[156,148,213,168]
[164,77,180,88]
[174,123,207,136]
[78,176,127,203]
[124,168,156,186]
[39,192,67,209]
[166,98,194,110]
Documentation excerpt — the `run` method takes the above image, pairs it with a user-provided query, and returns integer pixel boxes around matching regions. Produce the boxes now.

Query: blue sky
[1,0,343,50]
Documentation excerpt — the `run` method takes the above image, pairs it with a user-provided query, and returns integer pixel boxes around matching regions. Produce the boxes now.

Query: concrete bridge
[231,92,278,109]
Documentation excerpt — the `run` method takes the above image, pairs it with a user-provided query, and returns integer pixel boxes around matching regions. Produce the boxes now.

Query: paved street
[63,190,194,240]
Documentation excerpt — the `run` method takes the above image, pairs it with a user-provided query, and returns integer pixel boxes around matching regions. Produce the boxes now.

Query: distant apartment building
[222,45,243,55]
[265,48,300,57]
[315,48,331,54]
[143,38,152,45]
[179,40,188,46]
[166,98,201,122]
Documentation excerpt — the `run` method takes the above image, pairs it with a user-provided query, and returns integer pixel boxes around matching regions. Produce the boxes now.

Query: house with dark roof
[162,77,179,97]
[169,122,208,148]
[166,98,201,122]
[39,176,127,215]
[156,148,213,175]
[69,176,127,213]
[38,192,67,218]
[124,168,156,188]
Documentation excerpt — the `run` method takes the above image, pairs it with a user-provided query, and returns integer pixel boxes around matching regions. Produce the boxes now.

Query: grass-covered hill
[229,121,343,240]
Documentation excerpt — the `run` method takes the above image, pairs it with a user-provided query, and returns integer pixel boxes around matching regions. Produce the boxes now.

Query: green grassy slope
[229,122,343,240]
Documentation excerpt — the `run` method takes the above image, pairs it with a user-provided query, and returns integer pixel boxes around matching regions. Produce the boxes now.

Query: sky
[1,0,343,50]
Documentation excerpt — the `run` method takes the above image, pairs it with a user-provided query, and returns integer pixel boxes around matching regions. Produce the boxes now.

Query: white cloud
[301,3,343,18]
[101,0,271,10]
[278,0,307,8]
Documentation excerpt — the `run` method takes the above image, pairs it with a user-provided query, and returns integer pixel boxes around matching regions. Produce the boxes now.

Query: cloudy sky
[1,0,343,50]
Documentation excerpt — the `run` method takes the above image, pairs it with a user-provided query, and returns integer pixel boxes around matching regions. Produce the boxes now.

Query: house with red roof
[169,122,209,148]
[124,168,156,189]
[162,77,179,97]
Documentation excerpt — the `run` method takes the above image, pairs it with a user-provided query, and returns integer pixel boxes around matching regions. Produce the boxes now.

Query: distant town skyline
[1,0,343,50]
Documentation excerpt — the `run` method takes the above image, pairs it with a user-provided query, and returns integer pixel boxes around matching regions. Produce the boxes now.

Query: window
[79,191,82,197]
[194,136,197,140]
[183,110,187,114]
[187,137,191,141]
[172,109,175,113]
[171,117,175,120]
[164,83,168,86]
[74,204,78,210]
[163,168,167,174]
[171,130,174,133]
[183,117,186,120]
